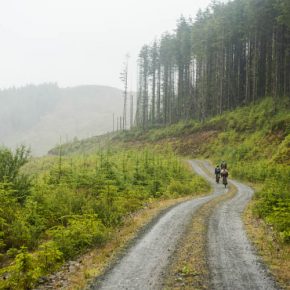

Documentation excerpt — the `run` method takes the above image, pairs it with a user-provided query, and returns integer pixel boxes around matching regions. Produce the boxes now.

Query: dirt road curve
[90,160,278,290]
[207,176,278,289]
[91,160,222,290]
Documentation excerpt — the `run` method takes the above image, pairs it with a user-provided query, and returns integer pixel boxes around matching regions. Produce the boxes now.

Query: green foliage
[166,175,209,197]
[117,97,290,244]
[36,241,63,273]
[0,247,41,290]
[272,134,290,164]
[0,182,28,251]
[0,243,63,289]
[48,216,107,259]
[205,98,290,243]
[0,145,31,203]
[254,179,290,243]
[0,147,208,288]
[115,120,200,143]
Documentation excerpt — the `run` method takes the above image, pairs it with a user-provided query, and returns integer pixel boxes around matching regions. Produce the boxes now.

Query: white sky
[0,0,216,90]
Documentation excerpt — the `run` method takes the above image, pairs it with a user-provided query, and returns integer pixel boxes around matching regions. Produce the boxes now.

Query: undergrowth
[0,146,208,289]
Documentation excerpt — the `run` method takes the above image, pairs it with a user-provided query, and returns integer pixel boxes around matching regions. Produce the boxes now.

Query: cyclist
[215,165,221,183]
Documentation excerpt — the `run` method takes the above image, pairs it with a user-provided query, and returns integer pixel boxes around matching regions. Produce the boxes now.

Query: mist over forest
[0,0,289,289]
[0,83,123,155]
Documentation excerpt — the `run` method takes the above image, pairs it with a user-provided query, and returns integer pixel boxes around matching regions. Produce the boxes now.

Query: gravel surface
[90,160,278,290]
[207,170,279,289]
[90,160,223,290]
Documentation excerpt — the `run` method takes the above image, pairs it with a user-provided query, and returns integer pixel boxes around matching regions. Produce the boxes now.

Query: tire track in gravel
[89,160,225,290]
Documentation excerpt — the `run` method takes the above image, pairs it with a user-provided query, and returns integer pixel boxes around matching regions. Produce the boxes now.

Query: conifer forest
[135,0,290,128]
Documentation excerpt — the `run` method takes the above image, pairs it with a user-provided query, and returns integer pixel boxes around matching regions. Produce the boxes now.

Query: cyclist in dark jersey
[215,165,221,183]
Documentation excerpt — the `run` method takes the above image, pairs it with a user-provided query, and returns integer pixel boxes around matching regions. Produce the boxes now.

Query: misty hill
[0,83,123,155]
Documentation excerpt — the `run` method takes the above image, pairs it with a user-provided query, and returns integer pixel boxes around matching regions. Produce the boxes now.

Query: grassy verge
[244,200,290,290]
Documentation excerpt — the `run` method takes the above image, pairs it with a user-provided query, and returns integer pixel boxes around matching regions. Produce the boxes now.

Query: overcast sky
[0,0,216,90]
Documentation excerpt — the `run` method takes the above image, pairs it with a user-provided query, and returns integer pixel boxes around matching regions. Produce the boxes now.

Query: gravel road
[91,160,223,290]
[90,160,278,290]
[206,169,279,289]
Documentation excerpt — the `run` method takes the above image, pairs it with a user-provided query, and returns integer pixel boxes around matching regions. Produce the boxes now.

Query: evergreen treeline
[136,0,290,129]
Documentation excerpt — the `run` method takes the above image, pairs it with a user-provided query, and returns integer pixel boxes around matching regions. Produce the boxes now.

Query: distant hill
[0,83,124,155]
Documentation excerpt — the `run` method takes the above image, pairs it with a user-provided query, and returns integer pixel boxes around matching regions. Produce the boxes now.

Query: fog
[0,84,124,155]
[0,0,215,89]
[0,0,216,155]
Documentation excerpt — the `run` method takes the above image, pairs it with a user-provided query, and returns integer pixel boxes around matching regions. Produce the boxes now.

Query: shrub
[36,241,63,274]
[0,247,41,290]
[48,215,108,259]
[254,179,290,242]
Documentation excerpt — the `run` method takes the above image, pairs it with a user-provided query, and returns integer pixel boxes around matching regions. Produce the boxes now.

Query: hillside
[126,97,290,236]
[0,84,124,155]
[56,97,290,242]
[1,97,289,289]
[1,0,290,288]
[45,97,290,287]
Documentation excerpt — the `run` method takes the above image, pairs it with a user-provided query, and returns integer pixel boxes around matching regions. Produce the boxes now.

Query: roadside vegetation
[124,0,290,245]
[203,97,290,244]
[1,0,289,288]
[117,97,290,244]
[119,97,290,287]
[38,97,290,288]
[50,97,289,246]
[0,97,288,289]
[0,146,208,289]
